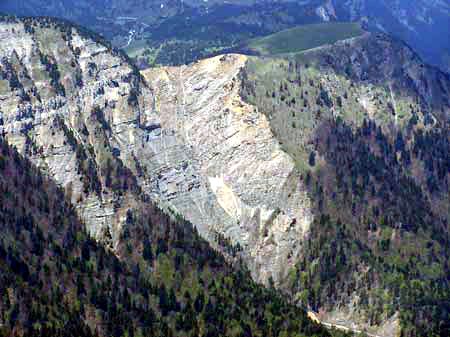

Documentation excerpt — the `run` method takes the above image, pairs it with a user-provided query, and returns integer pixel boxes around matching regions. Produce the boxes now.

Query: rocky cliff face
[0,17,154,242]
[143,55,313,283]
[0,17,313,284]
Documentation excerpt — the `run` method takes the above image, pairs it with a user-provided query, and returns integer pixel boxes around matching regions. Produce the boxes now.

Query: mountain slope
[0,132,347,336]
[146,32,450,336]
[240,33,450,336]
[331,0,450,73]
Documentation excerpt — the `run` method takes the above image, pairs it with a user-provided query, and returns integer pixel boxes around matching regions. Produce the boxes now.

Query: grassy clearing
[247,22,364,56]
[124,39,148,58]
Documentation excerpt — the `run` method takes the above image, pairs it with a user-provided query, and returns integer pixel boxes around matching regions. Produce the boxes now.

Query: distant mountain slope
[331,0,450,73]
[2,0,324,65]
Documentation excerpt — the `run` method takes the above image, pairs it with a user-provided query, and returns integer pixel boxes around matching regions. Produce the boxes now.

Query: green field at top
[246,22,365,56]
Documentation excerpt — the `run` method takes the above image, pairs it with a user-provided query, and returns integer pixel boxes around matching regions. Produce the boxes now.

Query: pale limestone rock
[0,21,313,284]
[0,20,153,239]
[143,54,313,283]
[2,23,425,295]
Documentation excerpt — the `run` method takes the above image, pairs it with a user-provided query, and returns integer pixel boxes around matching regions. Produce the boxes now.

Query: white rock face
[143,54,313,283]
[0,20,313,283]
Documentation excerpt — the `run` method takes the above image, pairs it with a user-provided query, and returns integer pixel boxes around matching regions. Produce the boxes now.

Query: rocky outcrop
[0,17,313,284]
[0,17,154,241]
[143,54,313,283]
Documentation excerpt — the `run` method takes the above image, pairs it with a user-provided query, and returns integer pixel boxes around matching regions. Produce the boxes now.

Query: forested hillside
[0,137,355,337]
[240,33,450,336]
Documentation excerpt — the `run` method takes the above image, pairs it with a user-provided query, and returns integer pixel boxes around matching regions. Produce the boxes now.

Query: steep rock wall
[0,18,154,241]
[143,55,313,283]
[0,18,312,283]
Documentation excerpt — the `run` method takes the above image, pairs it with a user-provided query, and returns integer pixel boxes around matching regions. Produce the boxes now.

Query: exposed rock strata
[0,19,312,283]
[143,55,313,283]
[0,18,153,241]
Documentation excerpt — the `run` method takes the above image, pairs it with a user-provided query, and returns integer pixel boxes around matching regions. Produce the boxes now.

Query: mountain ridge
[1,0,448,72]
